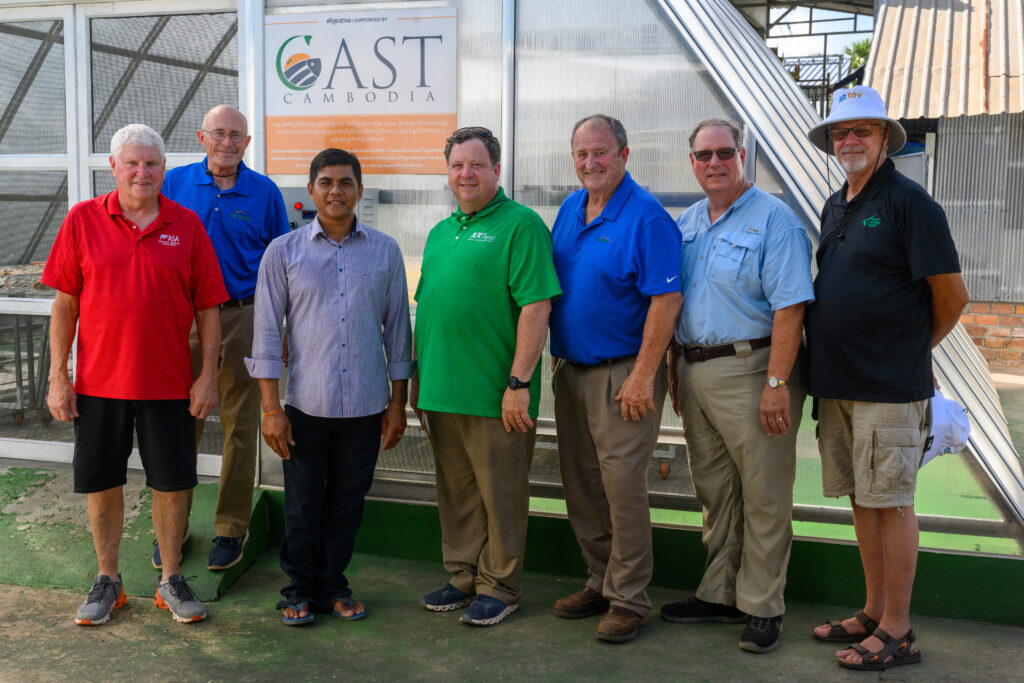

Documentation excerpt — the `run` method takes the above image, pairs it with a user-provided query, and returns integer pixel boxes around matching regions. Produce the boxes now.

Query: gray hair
[688,119,743,151]
[110,124,165,161]
[571,114,628,152]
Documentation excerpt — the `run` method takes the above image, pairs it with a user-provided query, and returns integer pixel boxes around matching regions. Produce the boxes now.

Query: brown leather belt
[678,336,771,363]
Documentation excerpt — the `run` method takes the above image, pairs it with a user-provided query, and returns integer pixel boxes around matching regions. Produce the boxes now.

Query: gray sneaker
[155,573,207,623]
[75,574,126,626]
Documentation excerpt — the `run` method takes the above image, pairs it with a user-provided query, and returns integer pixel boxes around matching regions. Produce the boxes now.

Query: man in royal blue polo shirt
[549,114,682,643]
[161,105,289,571]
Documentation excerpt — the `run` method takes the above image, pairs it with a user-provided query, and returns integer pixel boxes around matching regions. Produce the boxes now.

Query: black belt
[565,354,635,369]
[220,295,255,309]
[677,336,771,363]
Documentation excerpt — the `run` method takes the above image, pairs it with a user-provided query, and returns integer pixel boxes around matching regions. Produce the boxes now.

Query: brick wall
[960,301,1024,365]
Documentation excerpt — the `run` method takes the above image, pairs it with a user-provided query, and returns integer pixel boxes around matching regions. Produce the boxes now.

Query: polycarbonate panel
[0,171,68,265]
[514,0,741,203]
[90,13,239,154]
[0,20,66,154]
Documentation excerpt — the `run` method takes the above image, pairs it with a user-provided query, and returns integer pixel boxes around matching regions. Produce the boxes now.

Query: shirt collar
[836,157,896,207]
[573,171,636,226]
[105,190,179,230]
[197,158,252,196]
[309,215,366,242]
[452,187,508,225]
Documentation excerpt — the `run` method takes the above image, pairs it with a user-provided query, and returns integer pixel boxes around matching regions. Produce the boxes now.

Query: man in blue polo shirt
[161,105,289,571]
[658,119,814,655]
[549,114,682,643]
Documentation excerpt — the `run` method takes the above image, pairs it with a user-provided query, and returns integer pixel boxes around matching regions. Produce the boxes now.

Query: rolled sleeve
[245,356,283,380]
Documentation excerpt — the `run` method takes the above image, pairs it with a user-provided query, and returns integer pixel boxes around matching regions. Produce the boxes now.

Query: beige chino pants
[553,357,667,618]
[425,411,536,605]
[186,303,261,538]
[676,346,805,617]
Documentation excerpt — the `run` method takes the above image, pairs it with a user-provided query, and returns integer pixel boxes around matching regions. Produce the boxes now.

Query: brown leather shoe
[552,587,609,619]
[596,606,647,642]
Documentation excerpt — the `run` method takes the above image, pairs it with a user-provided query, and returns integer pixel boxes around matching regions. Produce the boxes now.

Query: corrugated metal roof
[866,0,1024,118]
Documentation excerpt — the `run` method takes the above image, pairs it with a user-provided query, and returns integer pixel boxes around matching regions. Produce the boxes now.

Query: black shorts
[73,394,198,493]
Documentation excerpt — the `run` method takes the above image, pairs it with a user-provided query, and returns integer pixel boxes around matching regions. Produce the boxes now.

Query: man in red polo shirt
[43,123,228,626]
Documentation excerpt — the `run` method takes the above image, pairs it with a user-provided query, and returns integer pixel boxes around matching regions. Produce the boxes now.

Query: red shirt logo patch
[158,234,181,247]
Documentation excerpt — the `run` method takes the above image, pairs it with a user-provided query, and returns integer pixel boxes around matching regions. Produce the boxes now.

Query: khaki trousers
[676,346,805,617]
[553,357,667,617]
[186,304,260,538]
[424,411,535,605]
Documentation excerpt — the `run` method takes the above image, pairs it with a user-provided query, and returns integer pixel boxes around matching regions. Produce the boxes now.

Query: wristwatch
[508,376,531,390]
[766,376,788,388]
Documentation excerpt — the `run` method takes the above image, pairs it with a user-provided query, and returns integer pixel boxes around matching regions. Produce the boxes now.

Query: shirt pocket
[708,231,761,286]
[870,426,924,493]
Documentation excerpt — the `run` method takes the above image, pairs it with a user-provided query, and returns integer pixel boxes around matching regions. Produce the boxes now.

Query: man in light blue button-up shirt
[659,120,814,654]
[246,149,413,625]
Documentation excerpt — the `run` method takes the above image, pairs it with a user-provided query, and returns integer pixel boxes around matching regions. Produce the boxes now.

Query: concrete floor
[3,545,1024,682]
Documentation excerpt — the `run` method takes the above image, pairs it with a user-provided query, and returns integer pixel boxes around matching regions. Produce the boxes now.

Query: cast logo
[158,234,181,247]
[231,209,252,223]
[468,231,495,243]
[862,214,881,228]
[276,35,321,91]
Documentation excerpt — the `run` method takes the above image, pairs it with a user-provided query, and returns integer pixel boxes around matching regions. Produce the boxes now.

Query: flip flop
[838,628,922,671]
[331,596,366,621]
[278,599,314,626]
[814,609,880,643]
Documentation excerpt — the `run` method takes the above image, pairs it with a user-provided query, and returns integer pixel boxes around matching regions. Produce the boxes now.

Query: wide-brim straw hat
[808,85,906,155]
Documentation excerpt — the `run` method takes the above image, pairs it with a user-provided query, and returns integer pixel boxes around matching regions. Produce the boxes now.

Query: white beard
[838,148,870,173]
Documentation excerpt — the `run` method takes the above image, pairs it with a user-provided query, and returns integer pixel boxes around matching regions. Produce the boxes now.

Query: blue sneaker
[459,594,518,626]
[421,583,472,612]
[207,530,249,571]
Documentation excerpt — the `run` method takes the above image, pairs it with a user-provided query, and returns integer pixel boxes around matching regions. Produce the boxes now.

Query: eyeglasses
[446,126,494,145]
[693,147,738,162]
[201,129,246,143]
[829,123,884,141]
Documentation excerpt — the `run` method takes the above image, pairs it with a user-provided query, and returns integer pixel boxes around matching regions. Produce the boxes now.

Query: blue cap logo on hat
[807,85,906,155]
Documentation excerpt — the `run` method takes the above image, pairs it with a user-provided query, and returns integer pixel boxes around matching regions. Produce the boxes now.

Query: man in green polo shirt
[413,126,561,627]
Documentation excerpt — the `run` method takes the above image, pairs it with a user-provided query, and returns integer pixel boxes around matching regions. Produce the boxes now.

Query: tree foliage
[844,38,872,70]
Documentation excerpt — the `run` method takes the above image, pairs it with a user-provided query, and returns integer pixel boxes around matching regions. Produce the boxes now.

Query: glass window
[0,20,66,155]
[90,13,239,154]
[0,171,68,265]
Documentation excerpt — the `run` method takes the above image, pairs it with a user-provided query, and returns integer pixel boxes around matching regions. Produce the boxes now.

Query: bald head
[202,105,247,135]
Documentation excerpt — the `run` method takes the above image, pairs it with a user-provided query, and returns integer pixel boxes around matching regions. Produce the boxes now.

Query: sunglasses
[693,147,738,162]
[829,123,884,141]
[447,126,494,145]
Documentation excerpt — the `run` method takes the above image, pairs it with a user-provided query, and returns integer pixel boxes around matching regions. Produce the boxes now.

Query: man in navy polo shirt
[805,86,967,671]
[549,114,682,643]
[162,105,289,571]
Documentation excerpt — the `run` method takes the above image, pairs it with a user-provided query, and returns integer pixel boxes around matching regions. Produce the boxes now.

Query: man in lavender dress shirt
[246,148,413,625]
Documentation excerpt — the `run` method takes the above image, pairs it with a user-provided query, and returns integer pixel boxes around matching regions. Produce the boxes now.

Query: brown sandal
[813,609,880,642]
[838,628,922,671]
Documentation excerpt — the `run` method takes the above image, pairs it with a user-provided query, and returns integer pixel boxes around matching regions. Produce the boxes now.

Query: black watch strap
[508,375,530,390]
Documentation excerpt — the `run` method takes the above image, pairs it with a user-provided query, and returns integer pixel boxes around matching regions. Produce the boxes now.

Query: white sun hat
[921,389,971,468]
[807,85,907,155]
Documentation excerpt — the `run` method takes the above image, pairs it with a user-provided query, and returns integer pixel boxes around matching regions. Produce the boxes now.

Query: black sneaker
[660,595,746,623]
[739,615,783,653]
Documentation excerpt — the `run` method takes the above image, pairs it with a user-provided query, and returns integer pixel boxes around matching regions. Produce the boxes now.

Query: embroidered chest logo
[468,231,496,243]
[862,214,881,228]
[597,236,612,243]
[158,234,181,247]
[231,209,251,223]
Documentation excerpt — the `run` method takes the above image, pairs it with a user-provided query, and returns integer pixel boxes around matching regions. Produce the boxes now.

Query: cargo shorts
[817,398,931,508]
